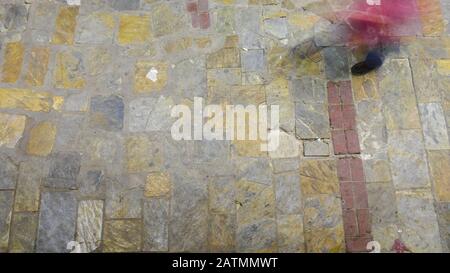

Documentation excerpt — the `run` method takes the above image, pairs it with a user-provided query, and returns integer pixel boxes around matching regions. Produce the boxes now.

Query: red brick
[342,105,356,130]
[191,13,199,28]
[186,1,198,13]
[198,0,209,12]
[332,130,347,155]
[353,182,369,209]
[342,209,358,237]
[349,157,364,181]
[199,12,210,29]
[345,130,361,154]
[337,158,351,181]
[327,81,340,105]
[346,236,373,253]
[328,105,344,129]
[340,182,354,209]
[357,208,372,235]
[339,81,353,105]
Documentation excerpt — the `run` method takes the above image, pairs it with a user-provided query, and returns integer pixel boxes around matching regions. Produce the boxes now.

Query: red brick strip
[187,0,211,29]
[327,81,373,253]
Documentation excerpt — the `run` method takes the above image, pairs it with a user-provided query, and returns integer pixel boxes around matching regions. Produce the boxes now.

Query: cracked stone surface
[0,0,449,253]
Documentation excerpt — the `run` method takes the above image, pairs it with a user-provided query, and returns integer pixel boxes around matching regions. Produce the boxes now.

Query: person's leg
[351,50,384,75]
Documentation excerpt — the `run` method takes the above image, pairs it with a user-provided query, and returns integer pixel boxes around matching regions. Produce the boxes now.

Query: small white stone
[146,68,159,82]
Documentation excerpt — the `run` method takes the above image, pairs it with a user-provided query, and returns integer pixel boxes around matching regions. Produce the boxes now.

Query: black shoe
[351,61,378,76]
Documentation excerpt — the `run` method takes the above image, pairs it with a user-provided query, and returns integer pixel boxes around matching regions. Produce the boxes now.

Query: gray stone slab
[304,140,329,157]
[237,218,277,252]
[9,212,38,253]
[45,152,81,190]
[109,0,140,10]
[129,96,175,132]
[0,154,18,189]
[105,175,143,219]
[271,157,299,174]
[263,17,288,39]
[90,95,124,132]
[209,176,235,214]
[274,172,302,214]
[322,47,349,80]
[76,200,104,253]
[0,191,13,252]
[295,103,330,139]
[241,49,265,72]
[235,157,272,185]
[388,130,430,190]
[36,191,77,253]
[143,198,169,252]
[419,103,450,150]
[291,77,327,104]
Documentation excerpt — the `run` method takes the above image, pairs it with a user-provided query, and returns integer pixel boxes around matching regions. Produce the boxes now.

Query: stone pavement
[0,0,449,253]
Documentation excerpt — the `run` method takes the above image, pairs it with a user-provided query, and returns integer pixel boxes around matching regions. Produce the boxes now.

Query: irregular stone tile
[79,170,106,198]
[0,154,18,189]
[387,130,430,190]
[277,214,305,253]
[0,191,13,252]
[151,3,182,37]
[241,49,265,72]
[236,8,262,49]
[134,61,168,93]
[109,0,140,10]
[105,175,143,219]
[214,7,235,34]
[235,157,272,185]
[322,47,349,80]
[26,121,57,156]
[54,50,85,89]
[300,159,339,195]
[269,131,301,159]
[274,172,302,214]
[437,59,450,76]
[89,95,124,132]
[14,159,46,212]
[314,21,350,47]
[54,114,85,151]
[436,202,450,251]
[356,100,388,159]
[172,58,206,97]
[236,180,275,226]
[0,88,54,112]
[291,77,327,104]
[193,141,233,176]
[169,181,208,252]
[419,103,450,150]
[24,47,50,87]
[378,59,421,130]
[1,42,24,83]
[145,172,171,197]
[428,150,450,202]
[164,37,192,54]
[0,4,28,34]
[271,157,299,174]
[0,113,26,149]
[143,198,169,252]
[36,191,77,253]
[126,135,164,173]
[237,218,277,252]
[9,212,38,253]
[367,182,398,251]
[52,6,79,45]
[264,17,288,39]
[75,13,114,44]
[209,213,236,252]
[363,159,392,183]
[295,103,330,139]
[351,72,380,102]
[304,139,329,157]
[63,92,89,112]
[80,134,119,165]
[396,190,442,252]
[303,194,345,253]
[76,200,103,253]
[103,220,142,252]
[410,58,441,103]
[118,14,151,45]
[209,176,235,214]
[417,0,445,36]
[45,152,81,190]
[207,47,240,69]
[129,96,174,132]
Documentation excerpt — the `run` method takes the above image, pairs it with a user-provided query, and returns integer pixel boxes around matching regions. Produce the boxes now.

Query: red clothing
[336,0,421,47]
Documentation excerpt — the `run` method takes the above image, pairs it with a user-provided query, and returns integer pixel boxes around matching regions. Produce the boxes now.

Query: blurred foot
[351,51,383,76]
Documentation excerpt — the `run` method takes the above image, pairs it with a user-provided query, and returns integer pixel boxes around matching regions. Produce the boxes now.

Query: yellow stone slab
[134,61,168,93]
[25,47,50,87]
[436,59,450,76]
[300,160,339,195]
[0,88,53,112]
[54,51,85,89]
[417,0,445,36]
[118,15,151,45]
[52,6,79,45]
[429,150,450,202]
[2,42,25,83]
[26,121,57,156]
[351,72,379,102]
[164,37,192,54]
[0,113,26,148]
[145,172,171,197]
